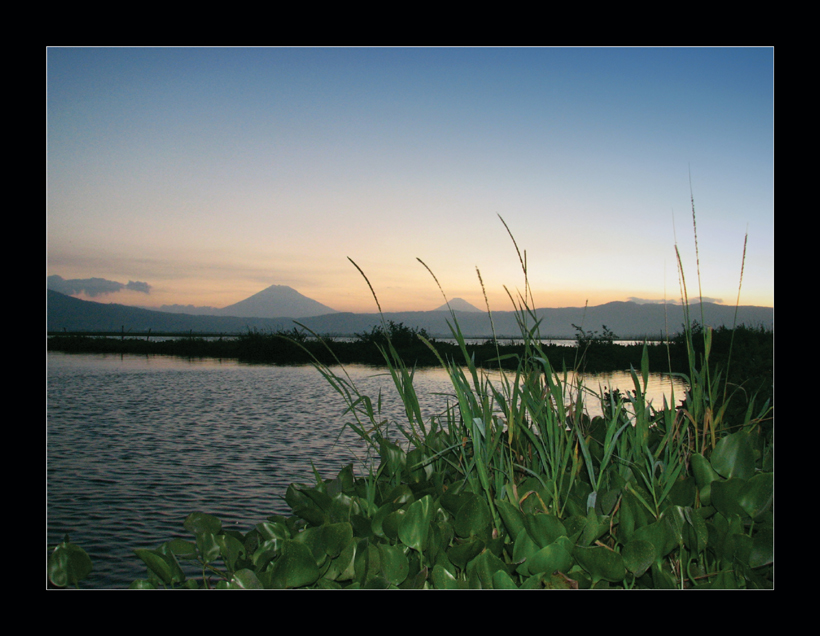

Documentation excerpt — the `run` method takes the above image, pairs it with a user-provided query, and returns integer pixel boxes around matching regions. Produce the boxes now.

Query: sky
[47,47,774,314]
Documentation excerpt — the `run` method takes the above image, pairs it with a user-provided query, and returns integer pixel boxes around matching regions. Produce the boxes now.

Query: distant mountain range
[46,284,773,338]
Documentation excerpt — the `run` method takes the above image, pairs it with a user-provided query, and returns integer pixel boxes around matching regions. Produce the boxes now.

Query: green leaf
[228,569,264,589]
[378,543,409,586]
[323,522,354,559]
[431,563,460,589]
[495,498,526,539]
[195,532,221,564]
[622,539,655,577]
[269,540,320,589]
[527,543,573,575]
[574,545,625,583]
[749,528,774,568]
[512,528,540,576]
[398,495,434,552]
[323,540,357,582]
[216,533,246,571]
[523,513,567,549]
[738,472,773,519]
[492,568,519,589]
[683,507,709,553]
[48,539,93,587]
[448,536,485,571]
[710,431,755,480]
[710,478,748,518]
[467,549,509,589]
[454,494,492,541]
[165,538,198,559]
[183,512,222,536]
[134,549,174,586]
[632,518,675,562]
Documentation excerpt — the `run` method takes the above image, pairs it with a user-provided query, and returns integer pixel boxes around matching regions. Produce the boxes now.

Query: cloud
[126,280,151,293]
[47,275,151,297]
[628,297,680,305]
[627,296,724,305]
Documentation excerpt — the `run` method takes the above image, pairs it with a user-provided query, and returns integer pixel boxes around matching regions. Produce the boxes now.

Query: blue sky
[47,47,774,313]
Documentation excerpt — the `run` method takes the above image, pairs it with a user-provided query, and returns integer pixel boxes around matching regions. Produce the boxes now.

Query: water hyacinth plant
[114,210,772,589]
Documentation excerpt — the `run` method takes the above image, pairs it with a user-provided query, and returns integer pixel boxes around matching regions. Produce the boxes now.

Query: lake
[46,351,687,588]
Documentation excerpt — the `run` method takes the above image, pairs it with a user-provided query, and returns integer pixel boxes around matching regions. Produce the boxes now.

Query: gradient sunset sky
[47,47,774,314]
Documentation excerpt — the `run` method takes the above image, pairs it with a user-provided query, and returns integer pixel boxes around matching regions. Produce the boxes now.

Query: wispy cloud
[627,296,724,305]
[47,275,151,297]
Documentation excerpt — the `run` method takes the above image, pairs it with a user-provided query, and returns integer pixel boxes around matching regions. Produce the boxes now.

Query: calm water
[46,351,686,588]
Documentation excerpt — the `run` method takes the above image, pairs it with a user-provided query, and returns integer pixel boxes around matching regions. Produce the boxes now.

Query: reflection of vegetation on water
[48,214,773,589]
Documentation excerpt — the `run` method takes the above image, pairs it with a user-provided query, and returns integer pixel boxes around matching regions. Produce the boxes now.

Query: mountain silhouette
[215,284,337,318]
[434,298,482,312]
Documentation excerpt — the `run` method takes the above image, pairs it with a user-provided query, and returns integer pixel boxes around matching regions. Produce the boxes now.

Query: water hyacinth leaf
[379,439,407,476]
[737,472,773,519]
[710,431,755,480]
[667,476,696,507]
[134,549,174,586]
[293,525,328,566]
[618,491,646,544]
[216,533,246,571]
[371,502,397,539]
[448,536,485,571]
[632,519,674,561]
[454,494,492,540]
[398,495,434,552]
[378,543,409,586]
[363,575,392,589]
[301,487,334,514]
[581,510,609,546]
[690,453,720,501]
[710,478,748,518]
[228,569,264,589]
[528,543,573,575]
[165,538,198,559]
[255,520,290,546]
[749,528,774,568]
[683,508,709,553]
[284,483,313,511]
[467,548,509,589]
[732,532,754,568]
[269,540,320,589]
[354,541,381,586]
[382,509,404,541]
[385,484,415,506]
[195,532,221,564]
[495,498,526,539]
[574,546,625,583]
[333,463,356,494]
[183,512,222,536]
[492,568,519,589]
[323,522,354,559]
[524,513,567,549]
[48,539,93,587]
[431,563,460,589]
[622,539,655,577]
[323,540,357,582]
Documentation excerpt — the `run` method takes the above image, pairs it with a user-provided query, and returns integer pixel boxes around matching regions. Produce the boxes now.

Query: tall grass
[287,211,772,588]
